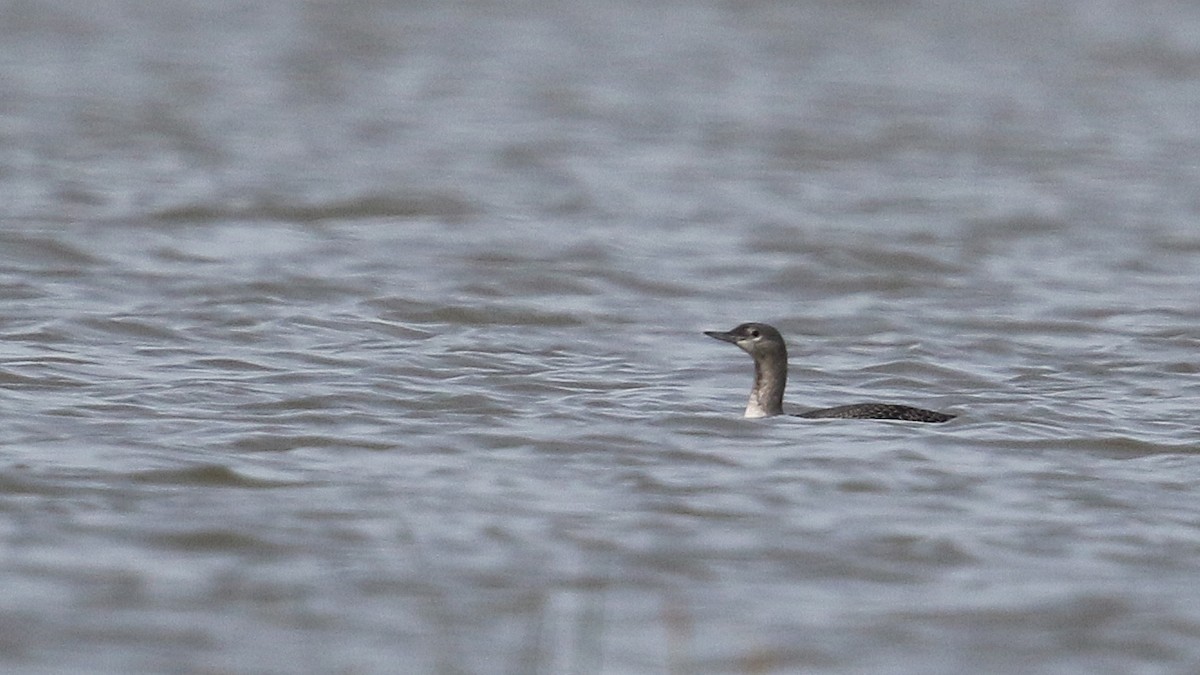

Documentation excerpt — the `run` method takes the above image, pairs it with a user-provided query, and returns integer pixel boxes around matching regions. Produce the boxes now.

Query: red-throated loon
[704,322,955,423]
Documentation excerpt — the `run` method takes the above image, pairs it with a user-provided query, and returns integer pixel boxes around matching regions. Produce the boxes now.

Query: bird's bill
[703,330,739,344]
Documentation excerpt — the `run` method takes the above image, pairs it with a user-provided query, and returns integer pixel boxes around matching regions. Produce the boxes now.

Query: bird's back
[796,403,954,423]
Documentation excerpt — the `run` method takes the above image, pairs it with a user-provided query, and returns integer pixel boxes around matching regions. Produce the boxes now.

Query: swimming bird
[704,322,955,423]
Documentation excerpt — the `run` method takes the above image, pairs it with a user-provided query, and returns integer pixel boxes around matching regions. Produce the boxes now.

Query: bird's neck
[746,351,786,418]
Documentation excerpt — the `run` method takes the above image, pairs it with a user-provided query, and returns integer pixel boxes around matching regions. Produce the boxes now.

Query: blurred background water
[2,1,1200,673]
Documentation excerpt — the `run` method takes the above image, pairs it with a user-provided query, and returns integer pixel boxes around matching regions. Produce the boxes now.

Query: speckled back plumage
[796,403,955,423]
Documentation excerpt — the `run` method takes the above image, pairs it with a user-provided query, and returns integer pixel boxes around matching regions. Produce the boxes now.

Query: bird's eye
[749,329,760,338]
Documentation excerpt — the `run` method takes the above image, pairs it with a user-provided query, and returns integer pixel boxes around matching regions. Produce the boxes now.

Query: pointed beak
[704,330,739,344]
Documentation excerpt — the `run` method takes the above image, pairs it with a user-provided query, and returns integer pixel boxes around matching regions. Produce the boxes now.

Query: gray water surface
[3,1,1200,673]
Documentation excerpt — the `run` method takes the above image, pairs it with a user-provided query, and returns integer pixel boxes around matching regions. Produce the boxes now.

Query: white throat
[744,399,771,418]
